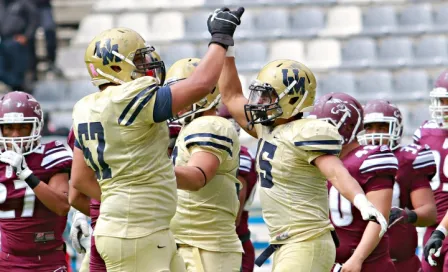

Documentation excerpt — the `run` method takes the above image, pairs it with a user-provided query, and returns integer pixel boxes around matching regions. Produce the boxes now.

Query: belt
[255,244,282,267]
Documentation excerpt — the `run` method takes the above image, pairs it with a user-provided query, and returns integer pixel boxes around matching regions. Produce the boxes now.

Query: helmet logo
[282,69,305,95]
[329,99,352,117]
[393,109,401,119]
[95,39,122,65]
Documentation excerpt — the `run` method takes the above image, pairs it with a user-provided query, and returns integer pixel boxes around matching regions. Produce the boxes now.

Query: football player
[0,91,72,272]
[67,128,105,272]
[70,7,244,271]
[218,104,258,272]
[424,210,448,267]
[311,93,397,271]
[358,99,436,271]
[414,69,448,271]
[167,58,243,272]
[219,56,388,271]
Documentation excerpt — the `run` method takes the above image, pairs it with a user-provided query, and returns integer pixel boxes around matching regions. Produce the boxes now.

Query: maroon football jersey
[0,141,72,255]
[414,120,448,224]
[236,146,257,237]
[328,145,397,263]
[67,129,100,228]
[388,143,436,261]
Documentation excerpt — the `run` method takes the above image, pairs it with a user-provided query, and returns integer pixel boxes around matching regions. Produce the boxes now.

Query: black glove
[388,207,417,227]
[424,230,445,265]
[207,7,245,49]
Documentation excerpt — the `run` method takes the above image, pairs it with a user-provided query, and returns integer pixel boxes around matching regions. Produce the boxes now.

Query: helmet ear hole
[289,97,299,105]
[111,66,121,73]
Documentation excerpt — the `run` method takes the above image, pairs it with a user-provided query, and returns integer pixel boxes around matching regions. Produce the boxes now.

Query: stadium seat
[50,111,73,131]
[253,9,290,38]
[306,39,341,69]
[184,11,210,40]
[433,4,448,32]
[72,14,114,45]
[320,6,362,37]
[362,6,397,36]
[394,70,429,101]
[235,42,268,72]
[396,4,433,34]
[234,12,255,39]
[116,13,150,40]
[160,43,197,69]
[341,38,377,69]
[356,71,393,101]
[376,37,413,68]
[33,80,69,111]
[56,46,88,80]
[269,40,305,63]
[169,0,205,8]
[150,12,185,41]
[318,72,356,96]
[413,36,448,67]
[290,8,325,38]
[68,80,97,103]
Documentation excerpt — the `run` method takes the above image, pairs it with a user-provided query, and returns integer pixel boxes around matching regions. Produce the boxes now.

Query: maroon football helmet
[358,99,403,150]
[310,92,363,145]
[168,121,182,150]
[0,91,43,155]
[217,104,241,136]
[430,69,448,128]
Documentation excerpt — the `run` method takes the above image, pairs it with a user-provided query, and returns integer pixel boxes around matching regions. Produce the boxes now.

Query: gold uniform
[72,76,184,272]
[255,118,342,272]
[171,116,244,272]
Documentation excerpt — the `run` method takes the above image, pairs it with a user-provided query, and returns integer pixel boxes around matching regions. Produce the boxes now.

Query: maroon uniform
[414,120,448,271]
[329,145,397,271]
[67,129,105,272]
[236,146,257,272]
[0,141,71,272]
[388,144,436,271]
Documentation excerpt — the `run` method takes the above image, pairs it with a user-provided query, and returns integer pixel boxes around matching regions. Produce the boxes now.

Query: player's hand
[341,257,362,272]
[0,142,32,180]
[424,230,445,267]
[353,194,388,237]
[70,210,90,254]
[388,207,417,228]
[207,7,245,48]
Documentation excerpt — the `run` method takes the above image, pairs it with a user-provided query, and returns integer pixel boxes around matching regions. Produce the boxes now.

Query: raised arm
[218,56,256,138]
[170,7,245,117]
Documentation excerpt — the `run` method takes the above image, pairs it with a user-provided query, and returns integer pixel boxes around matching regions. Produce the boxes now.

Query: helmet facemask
[133,46,166,85]
[429,87,448,129]
[0,114,42,155]
[358,116,402,150]
[244,80,283,129]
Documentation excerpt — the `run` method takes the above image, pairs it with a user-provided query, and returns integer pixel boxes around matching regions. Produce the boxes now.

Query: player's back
[0,141,72,255]
[254,118,342,244]
[72,76,177,239]
[329,145,397,263]
[414,120,448,224]
[170,116,243,253]
[388,143,435,261]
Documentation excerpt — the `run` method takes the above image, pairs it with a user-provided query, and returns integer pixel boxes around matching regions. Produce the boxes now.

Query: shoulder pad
[358,145,398,175]
[41,141,73,170]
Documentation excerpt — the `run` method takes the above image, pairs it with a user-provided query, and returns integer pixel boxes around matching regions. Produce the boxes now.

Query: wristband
[436,225,448,237]
[226,46,235,57]
[353,194,368,210]
[25,174,41,189]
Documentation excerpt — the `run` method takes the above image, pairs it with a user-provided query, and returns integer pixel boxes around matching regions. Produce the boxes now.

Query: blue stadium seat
[253,9,290,38]
[235,42,268,72]
[33,80,69,111]
[161,43,197,69]
[396,4,432,34]
[356,71,393,101]
[394,70,429,101]
[318,72,356,96]
[362,6,397,36]
[413,36,448,67]
[341,38,377,69]
[185,11,210,40]
[68,80,97,103]
[290,8,325,38]
[234,12,255,39]
[376,37,413,68]
[433,4,448,32]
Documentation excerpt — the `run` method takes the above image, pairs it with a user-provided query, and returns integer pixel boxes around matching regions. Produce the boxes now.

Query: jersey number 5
[78,122,112,180]
[257,141,277,189]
